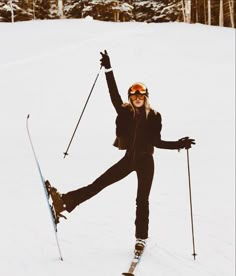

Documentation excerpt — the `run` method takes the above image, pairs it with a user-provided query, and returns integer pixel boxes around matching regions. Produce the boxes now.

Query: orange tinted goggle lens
[130,94,146,100]
[129,83,147,94]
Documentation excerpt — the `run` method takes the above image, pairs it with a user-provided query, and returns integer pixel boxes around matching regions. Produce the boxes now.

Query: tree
[195,0,198,22]
[9,0,14,22]
[63,0,84,19]
[228,0,235,27]
[185,0,191,23]
[0,0,30,22]
[219,0,224,26]
[208,0,211,25]
[133,0,181,23]
[0,0,16,22]
[57,0,64,18]
[181,0,186,22]
[80,0,133,22]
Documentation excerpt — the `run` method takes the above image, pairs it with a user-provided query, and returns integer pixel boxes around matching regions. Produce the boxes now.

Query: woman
[48,50,195,254]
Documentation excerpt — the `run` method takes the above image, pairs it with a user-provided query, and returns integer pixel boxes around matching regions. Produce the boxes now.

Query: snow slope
[0,19,235,276]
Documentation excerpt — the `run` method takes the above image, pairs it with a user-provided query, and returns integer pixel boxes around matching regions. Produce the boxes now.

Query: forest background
[0,0,235,28]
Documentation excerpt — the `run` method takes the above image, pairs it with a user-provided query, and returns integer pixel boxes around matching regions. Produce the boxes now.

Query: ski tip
[27,114,30,119]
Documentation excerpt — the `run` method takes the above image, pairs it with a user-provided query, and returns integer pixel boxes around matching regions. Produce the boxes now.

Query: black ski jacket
[105,71,179,154]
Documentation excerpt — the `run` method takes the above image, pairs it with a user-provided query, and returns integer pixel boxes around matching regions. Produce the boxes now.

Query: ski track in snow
[0,19,235,276]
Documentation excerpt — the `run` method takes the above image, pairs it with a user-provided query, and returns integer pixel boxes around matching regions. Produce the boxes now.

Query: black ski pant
[62,152,154,239]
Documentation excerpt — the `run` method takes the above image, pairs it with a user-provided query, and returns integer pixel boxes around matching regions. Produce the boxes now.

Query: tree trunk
[203,0,207,24]
[32,0,36,20]
[219,0,224,26]
[189,0,192,23]
[185,0,191,23]
[195,0,199,23]
[9,0,14,23]
[229,0,235,28]
[181,0,186,23]
[58,0,64,18]
[208,0,211,25]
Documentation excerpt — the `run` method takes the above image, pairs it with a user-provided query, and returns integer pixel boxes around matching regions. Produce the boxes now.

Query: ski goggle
[129,92,146,101]
[128,83,148,95]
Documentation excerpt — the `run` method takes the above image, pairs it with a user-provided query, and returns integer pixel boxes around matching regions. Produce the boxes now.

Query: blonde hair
[125,95,151,118]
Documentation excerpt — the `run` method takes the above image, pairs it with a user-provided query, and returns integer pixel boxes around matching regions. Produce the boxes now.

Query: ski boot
[45,180,67,224]
[134,238,146,256]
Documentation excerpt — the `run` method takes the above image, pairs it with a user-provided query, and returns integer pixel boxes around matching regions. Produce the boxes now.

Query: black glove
[100,50,111,69]
[177,137,195,150]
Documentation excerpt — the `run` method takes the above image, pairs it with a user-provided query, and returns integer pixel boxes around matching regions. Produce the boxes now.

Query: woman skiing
[47,50,195,253]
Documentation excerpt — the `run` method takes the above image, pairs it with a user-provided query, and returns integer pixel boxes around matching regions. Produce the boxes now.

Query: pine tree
[63,0,84,19]
[133,0,181,23]
[79,0,133,22]
[0,0,15,22]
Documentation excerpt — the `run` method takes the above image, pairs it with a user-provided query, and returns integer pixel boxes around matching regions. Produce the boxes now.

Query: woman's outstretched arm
[100,50,123,114]
[152,112,195,150]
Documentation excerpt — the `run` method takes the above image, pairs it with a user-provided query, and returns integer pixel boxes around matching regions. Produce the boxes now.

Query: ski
[26,114,63,261]
[122,251,144,276]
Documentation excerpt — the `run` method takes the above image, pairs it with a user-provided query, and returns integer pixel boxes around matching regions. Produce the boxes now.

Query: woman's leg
[135,154,154,239]
[63,155,132,212]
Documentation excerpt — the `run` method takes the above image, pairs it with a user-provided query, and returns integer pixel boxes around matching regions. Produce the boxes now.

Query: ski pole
[63,66,102,158]
[186,148,197,260]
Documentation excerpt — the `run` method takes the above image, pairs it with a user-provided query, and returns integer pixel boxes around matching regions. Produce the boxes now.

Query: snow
[0,19,235,276]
